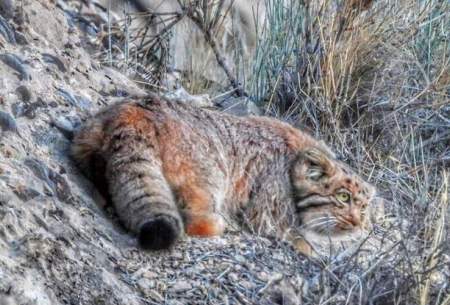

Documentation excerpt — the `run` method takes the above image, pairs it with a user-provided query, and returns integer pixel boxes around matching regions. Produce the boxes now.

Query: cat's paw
[185,213,225,237]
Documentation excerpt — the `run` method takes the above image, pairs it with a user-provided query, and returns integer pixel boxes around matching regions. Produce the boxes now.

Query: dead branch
[178,0,249,97]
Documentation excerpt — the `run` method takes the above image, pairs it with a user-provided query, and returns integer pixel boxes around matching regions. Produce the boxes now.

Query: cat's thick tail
[106,105,183,250]
[73,103,183,250]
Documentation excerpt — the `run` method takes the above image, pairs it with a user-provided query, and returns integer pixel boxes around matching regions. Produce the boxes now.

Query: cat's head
[290,147,376,240]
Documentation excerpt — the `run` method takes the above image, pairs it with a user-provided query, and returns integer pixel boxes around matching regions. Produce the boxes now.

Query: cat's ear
[292,147,336,182]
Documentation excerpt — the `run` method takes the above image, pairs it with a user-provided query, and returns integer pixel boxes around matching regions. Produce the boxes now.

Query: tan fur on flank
[72,95,375,255]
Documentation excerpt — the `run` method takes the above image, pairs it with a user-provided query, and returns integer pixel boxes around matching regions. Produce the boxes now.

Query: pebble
[234,254,246,263]
[15,85,32,102]
[14,31,28,45]
[147,290,164,303]
[52,116,75,140]
[14,100,46,119]
[74,95,92,110]
[57,88,92,110]
[48,169,73,203]
[265,285,299,305]
[24,158,51,185]
[228,273,238,282]
[171,281,192,292]
[137,277,156,294]
[12,184,41,201]
[56,88,78,107]
[23,158,73,203]
[0,0,14,19]
[241,280,253,290]
[112,88,129,97]
[0,191,10,203]
[167,300,184,305]
[0,15,16,43]
[0,111,18,133]
[28,98,46,116]
[142,271,158,279]
[258,271,270,281]
[11,102,23,117]
[78,18,98,37]
[0,53,30,81]
[171,252,183,259]
[42,53,67,72]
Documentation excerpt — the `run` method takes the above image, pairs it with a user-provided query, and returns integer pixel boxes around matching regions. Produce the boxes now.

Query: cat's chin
[302,227,366,243]
[297,229,369,257]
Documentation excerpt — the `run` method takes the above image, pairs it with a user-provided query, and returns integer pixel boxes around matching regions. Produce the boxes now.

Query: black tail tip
[138,215,181,251]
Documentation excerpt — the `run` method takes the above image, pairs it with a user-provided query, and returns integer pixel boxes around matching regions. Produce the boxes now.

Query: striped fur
[72,95,375,254]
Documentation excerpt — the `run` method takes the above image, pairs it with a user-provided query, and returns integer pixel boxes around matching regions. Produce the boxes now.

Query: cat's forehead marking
[334,166,372,200]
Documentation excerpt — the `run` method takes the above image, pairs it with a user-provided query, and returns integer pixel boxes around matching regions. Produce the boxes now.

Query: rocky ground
[0,1,448,305]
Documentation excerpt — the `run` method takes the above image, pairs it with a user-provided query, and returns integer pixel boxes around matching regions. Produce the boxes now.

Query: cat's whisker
[315,220,339,234]
[302,217,338,231]
[311,219,338,230]
[305,220,332,229]
[300,216,334,229]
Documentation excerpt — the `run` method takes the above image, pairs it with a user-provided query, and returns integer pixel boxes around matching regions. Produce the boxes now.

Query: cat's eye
[336,192,350,203]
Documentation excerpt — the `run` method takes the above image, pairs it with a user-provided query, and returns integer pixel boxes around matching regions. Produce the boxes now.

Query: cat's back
[72,95,327,170]
[104,96,239,139]
[71,96,242,171]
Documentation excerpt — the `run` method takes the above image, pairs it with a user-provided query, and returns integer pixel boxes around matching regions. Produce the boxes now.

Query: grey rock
[24,158,73,203]
[228,273,239,282]
[0,15,15,43]
[24,158,53,187]
[0,295,16,305]
[0,53,30,81]
[56,88,78,107]
[12,185,41,201]
[48,169,73,203]
[0,185,12,204]
[0,0,14,19]
[57,88,92,110]
[0,111,17,133]
[52,116,77,140]
[42,53,67,72]
[12,90,45,119]
[13,31,27,45]
[23,99,46,119]
[147,290,164,303]
[167,300,184,305]
[11,102,25,117]
[136,277,156,295]
[170,281,192,292]
[12,101,43,119]
[261,280,300,305]
[15,85,32,102]
[48,101,58,108]
[74,95,93,110]
[78,19,98,37]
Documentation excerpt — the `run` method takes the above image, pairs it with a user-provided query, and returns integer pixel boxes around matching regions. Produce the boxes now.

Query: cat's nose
[344,209,361,227]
